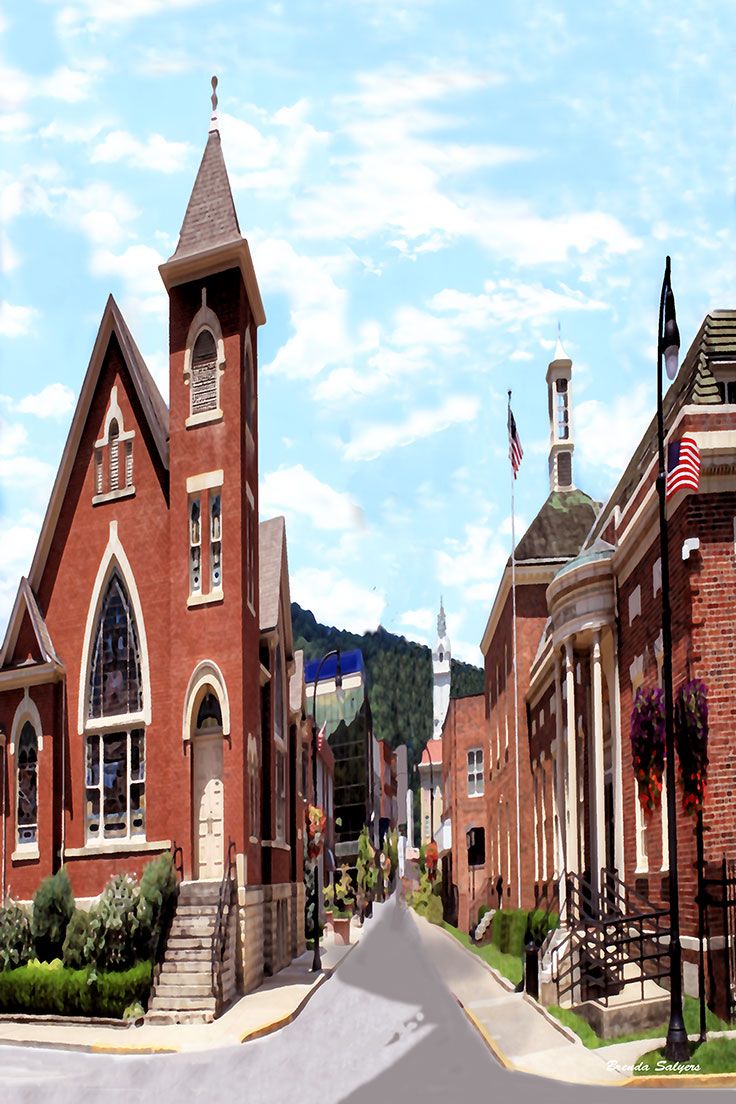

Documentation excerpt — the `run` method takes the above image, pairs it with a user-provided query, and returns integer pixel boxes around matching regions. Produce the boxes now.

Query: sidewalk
[410,911,626,1085]
[0,922,362,1055]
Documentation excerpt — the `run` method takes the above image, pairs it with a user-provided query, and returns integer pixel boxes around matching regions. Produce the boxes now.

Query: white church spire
[432,597,451,740]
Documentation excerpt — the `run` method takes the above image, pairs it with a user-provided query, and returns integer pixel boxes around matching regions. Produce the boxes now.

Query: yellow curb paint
[90,1043,179,1055]
[623,1072,736,1089]
[457,1000,515,1071]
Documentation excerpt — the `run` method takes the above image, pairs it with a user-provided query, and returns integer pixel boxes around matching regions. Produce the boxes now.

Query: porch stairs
[146,879,238,1025]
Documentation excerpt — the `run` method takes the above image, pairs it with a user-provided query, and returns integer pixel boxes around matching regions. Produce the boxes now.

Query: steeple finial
[437,596,447,638]
[209,75,219,133]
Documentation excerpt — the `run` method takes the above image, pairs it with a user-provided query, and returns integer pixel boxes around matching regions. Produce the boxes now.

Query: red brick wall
[484,583,549,911]
[444,694,487,931]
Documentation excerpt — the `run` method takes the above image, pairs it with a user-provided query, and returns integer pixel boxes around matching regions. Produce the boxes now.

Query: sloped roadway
[0,895,718,1104]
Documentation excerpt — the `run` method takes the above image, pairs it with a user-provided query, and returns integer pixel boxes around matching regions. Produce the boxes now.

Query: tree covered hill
[291,603,485,784]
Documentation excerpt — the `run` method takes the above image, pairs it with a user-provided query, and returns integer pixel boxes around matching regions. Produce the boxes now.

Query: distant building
[304,649,378,863]
[419,600,450,844]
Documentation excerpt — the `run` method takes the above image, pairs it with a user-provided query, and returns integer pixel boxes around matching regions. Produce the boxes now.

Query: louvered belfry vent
[191,330,218,415]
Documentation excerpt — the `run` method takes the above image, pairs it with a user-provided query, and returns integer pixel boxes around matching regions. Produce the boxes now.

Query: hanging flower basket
[630,686,665,814]
[306,804,327,862]
[674,679,709,817]
[425,841,439,881]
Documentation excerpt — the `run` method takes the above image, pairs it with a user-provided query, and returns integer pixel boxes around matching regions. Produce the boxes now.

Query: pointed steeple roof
[0,577,62,671]
[171,129,242,261]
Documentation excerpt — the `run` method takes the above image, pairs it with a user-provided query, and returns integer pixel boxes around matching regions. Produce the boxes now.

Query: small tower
[432,598,451,740]
[546,335,575,491]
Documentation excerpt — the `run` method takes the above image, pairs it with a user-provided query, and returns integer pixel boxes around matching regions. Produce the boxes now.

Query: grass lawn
[634,1037,736,1076]
[548,996,730,1050]
[441,921,523,986]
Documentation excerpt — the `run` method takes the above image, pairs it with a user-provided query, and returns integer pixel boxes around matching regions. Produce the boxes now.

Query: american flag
[666,436,700,500]
[508,406,523,478]
[316,721,326,753]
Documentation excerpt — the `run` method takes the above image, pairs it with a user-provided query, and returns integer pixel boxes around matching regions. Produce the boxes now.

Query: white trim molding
[186,469,224,494]
[182,659,232,743]
[77,521,152,735]
[95,386,136,449]
[10,687,44,755]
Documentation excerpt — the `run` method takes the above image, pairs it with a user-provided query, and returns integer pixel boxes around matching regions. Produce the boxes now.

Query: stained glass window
[16,722,37,846]
[85,729,145,841]
[88,574,143,720]
[210,494,222,590]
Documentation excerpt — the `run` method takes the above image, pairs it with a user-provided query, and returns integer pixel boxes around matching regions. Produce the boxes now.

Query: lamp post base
[664,1022,690,1062]
[310,942,322,972]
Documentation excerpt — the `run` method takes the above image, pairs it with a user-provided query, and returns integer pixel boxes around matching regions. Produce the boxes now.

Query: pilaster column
[553,655,565,875]
[564,640,578,875]
[540,751,548,883]
[591,630,606,894]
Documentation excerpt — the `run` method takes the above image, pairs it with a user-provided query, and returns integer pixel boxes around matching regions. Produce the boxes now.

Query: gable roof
[0,577,62,670]
[26,295,169,596]
[514,490,599,562]
[259,516,294,659]
[171,129,241,260]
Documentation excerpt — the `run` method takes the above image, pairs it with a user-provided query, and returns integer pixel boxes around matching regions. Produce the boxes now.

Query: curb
[0,940,358,1056]
[456,999,515,1071]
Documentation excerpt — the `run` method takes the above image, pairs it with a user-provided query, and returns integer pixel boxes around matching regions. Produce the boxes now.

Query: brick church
[0,97,310,1000]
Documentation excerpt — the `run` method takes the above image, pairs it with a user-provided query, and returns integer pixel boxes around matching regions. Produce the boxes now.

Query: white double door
[193,732,224,880]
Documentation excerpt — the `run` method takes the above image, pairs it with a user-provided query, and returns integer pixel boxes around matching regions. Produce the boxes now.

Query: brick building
[438,693,485,931]
[441,313,736,1010]
[0,104,308,1010]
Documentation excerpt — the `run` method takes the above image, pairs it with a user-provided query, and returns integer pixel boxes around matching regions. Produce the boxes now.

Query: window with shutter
[125,441,133,488]
[191,330,218,416]
[190,498,202,594]
[95,449,103,494]
[210,493,222,590]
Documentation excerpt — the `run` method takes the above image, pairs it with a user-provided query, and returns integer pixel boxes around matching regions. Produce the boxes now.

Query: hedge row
[0,961,152,1019]
[489,908,559,956]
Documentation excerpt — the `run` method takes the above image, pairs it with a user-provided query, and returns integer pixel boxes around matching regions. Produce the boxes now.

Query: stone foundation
[263,882,294,976]
[240,885,265,994]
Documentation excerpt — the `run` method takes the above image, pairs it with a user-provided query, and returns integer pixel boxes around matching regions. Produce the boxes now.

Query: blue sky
[1,0,735,663]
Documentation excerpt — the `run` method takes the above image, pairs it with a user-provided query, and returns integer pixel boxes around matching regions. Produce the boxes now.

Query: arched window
[191,329,218,416]
[273,646,284,745]
[85,572,145,842]
[88,574,142,720]
[16,722,38,847]
[196,690,223,730]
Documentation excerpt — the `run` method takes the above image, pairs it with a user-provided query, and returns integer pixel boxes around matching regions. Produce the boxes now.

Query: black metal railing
[703,855,736,1022]
[211,839,237,1005]
[552,868,671,1008]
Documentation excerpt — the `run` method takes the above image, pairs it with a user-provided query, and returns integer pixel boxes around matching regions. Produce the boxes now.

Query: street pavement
[0,895,718,1104]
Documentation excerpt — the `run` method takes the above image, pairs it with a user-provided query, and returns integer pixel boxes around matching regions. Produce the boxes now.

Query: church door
[192,733,224,880]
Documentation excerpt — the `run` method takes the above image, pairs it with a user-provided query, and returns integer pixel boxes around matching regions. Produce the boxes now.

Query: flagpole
[508,390,522,909]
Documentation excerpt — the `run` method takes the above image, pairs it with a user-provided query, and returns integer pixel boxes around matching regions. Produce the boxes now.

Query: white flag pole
[508,391,522,909]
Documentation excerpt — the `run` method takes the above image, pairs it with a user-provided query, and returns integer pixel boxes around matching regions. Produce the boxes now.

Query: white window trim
[12,691,42,853]
[84,727,146,845]
[246,484,256,615]
[631,665,649,873]
[182,660,231,744]
[467,746,484,798]
[187,470,224,494]
[628,585,641,624]
[93,387,136,504]
[183,298,226,428]
[653,557,662,596]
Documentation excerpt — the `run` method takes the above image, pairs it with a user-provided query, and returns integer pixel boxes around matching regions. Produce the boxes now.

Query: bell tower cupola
[546,333,575,492]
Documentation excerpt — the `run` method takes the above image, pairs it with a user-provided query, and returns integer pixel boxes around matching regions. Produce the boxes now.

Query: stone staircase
[146,880,237,1024]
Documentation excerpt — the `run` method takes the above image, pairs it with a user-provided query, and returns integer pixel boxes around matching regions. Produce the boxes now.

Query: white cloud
[255,236,351,380]
[0,419,28,457]
[291,566,385,633]
[222,106,330,198]
[436,518,512,606]
[260,465,365,532]
[90,243,167,315]
[0,61,97,105]
[0,302,36,336]
[90,130,192,173]
[399,607,434,632]
[343,395,479,462]
[14,383,76,418]
[576,382,653,477]
[56,0,213,35]
[430,279,608,330]
[0,511,44,636]
[134,48,193,75]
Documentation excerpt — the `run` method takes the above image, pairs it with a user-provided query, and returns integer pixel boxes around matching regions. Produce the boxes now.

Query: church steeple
[546,332,575,492]
[432,597,451,740]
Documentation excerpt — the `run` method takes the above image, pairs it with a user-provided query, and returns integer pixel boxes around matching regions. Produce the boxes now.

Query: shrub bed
[0,961,152,1019]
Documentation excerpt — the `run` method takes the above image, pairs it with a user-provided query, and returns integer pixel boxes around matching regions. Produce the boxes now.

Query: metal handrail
[211,839,237,1002]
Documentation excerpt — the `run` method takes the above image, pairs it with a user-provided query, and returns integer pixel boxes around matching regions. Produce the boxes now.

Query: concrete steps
[146,879,234,1025]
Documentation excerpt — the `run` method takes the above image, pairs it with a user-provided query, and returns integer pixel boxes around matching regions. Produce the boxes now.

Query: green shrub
[0,902,34,971]
[425,896,443,925]
[62,910,92,969]
[528,908,559,944]
[87,875,141,972]
[0,961,152,1018]
[31,869,75,961]
[431,877,443,897]
[137,853,177,961]
[490,908,528,957]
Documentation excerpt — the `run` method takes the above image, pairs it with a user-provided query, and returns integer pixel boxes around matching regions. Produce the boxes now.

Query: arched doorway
[192,690,225,880]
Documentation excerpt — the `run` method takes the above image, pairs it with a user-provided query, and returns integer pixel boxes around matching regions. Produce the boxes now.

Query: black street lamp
[656,256,689,1061]
[310,649,342,972]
